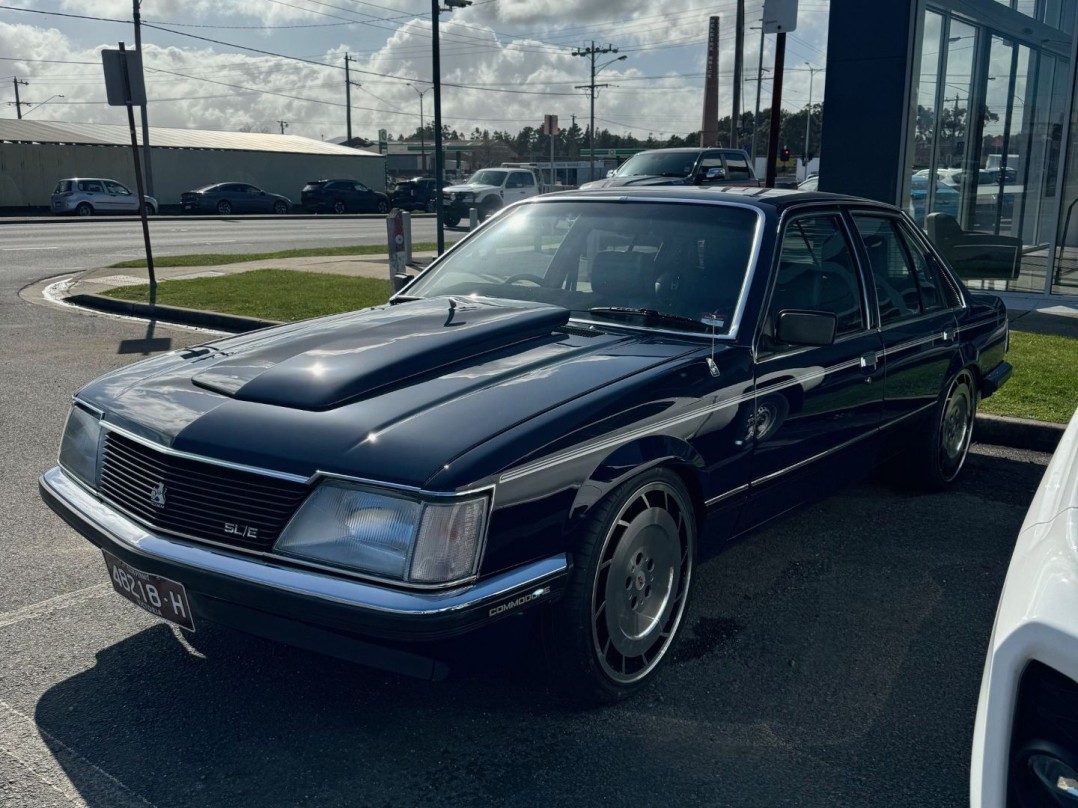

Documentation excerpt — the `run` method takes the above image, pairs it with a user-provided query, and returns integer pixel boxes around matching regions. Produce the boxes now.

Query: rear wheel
[903,367,977,491]
[216,200,232,215]
[443,211,461,227]
[332,199,346,214]
[75,202,93,216]
[546,468,695,704]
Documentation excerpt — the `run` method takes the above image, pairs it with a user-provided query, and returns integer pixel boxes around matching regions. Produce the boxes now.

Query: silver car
[51,178,157,216]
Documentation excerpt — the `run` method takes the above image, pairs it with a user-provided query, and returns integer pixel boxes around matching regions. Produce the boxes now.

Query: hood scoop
[192,297,569,411]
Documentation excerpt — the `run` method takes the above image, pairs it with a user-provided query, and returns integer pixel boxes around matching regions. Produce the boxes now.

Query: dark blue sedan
[41,187,1011,703]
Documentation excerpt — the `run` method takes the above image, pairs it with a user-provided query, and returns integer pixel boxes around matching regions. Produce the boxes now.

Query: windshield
[402,200,758,335]
[465,170,507,186]
[613,152,698,179]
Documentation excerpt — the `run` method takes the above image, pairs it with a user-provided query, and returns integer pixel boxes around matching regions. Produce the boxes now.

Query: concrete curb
[68,293,279,333]
[975,413,1065,453]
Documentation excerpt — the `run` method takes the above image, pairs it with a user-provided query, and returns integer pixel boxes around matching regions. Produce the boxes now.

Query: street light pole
[22,94,65,117]
[573,43,623,182]
[411,84,428,175]
[132,0,154,197]
[750,23,765,167]
[432,0,471,255]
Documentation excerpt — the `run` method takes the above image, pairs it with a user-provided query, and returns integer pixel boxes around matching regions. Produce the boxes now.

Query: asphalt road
[0,220,1048,807]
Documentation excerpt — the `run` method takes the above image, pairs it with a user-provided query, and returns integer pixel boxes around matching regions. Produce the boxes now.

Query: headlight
[58,402,102,488]
[275,481,489,585]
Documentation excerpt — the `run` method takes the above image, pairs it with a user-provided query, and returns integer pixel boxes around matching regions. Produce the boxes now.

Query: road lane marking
[0,700,158,807]
[0,584,112,630]
[0,246,59,251]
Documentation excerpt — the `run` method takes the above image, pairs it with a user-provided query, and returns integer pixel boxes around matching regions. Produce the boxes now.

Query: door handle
[860,351,878,371]
[939,328,955,343]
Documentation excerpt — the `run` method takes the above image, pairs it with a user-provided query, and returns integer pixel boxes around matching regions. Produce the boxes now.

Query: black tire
[333,199,346,214]
[444,212,462,228]
[216,200,232,215]
[478,198,502,221]
[545,468,696,704]
[903,367,977,491]
[144,203,156,215]
[273,200,288,215]
[375,199,389,214]
[75,202,93,217]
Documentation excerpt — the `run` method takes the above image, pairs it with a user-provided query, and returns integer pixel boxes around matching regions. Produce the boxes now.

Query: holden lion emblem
[149,482,167,509]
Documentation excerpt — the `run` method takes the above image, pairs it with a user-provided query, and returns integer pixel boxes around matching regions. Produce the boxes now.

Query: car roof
[537,185,887,214]
[633,147,748,155]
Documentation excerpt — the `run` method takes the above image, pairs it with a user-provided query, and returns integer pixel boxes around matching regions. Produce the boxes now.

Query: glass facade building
[821,0,1078,305]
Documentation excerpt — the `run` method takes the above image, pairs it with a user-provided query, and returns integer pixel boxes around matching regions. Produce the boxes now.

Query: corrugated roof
[0,119,381,157]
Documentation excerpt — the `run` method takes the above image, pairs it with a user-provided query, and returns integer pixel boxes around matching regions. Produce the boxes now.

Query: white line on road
[0,700,158,807]
[0,583,111,630]
[0,246,59,251]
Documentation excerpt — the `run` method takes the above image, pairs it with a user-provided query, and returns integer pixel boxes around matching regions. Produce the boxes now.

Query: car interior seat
[924,212,1021,281]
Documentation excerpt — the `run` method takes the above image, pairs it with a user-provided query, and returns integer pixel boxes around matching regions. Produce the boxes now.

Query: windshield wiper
[588,307,710,332]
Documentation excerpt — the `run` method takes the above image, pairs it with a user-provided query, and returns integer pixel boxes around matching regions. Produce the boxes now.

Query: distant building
[0,120,385,209]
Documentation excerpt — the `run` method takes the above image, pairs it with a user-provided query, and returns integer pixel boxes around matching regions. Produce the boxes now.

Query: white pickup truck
[441,167,542,226]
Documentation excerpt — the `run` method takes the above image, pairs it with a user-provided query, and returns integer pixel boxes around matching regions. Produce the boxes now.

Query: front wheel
[375,199,389,214]
[546,468,695,704]
[443,211,461,227]
[273,200,288,214]
[216,200,232,215]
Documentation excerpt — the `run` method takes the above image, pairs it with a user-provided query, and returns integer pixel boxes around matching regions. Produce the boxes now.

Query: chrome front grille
[99,431,310,551]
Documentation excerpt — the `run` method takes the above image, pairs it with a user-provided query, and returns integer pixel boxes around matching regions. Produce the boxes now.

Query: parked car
[389,177,438,213]
[441,167,542,226]
[910,174,961,223]
[971,405,1078,808]
[301,178,390,214]
[180,182,292,215]
[50,178,157,216]
[40,187,1011,704]
[579,147,760,190]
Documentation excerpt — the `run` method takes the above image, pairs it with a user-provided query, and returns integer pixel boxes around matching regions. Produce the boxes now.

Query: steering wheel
[504,274,547,286]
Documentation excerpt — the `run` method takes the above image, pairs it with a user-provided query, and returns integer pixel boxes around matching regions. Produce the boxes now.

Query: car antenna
[702,313,723,377]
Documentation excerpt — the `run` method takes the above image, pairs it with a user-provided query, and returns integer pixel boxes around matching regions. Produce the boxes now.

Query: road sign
[763,0,798,33]
[101,49,146,106]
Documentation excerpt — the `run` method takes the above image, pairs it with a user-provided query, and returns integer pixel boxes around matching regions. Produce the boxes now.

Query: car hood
[77,297,699,489]
[442,183,498,195]
[580,175,688,190]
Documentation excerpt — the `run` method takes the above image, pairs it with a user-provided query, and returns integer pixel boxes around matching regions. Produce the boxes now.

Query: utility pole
[278,120,289,135]
[802,63,821,167]
[765,32,786,188]
[750,23,765,167]
[573,42,622,183]
[344,54,359,143]
[12,78,27,120]
[433,0,473,254]
[132,0,154,197]
[732,0,745,149]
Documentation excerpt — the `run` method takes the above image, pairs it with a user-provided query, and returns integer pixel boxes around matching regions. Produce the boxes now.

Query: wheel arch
[567,435,707,543]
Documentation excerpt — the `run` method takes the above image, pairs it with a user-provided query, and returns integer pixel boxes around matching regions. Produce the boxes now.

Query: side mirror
[775,310,837,346]
[696,166,727,184]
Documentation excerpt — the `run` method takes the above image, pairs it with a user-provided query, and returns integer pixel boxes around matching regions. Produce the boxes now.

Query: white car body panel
[971,405,1078,807]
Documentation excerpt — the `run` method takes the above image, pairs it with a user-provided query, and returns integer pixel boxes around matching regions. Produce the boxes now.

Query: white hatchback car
[50,178,157,216]
[972,406,1078,807]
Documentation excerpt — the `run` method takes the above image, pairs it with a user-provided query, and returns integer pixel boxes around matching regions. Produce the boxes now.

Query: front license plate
[102,551,195,631]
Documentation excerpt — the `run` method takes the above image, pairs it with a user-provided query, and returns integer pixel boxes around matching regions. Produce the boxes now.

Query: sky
[0,0,831,143]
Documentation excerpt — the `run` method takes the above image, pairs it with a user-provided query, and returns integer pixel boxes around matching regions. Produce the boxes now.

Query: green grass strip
[979,330,1078,424]
[101,269,392,322]
[109,243,440,269]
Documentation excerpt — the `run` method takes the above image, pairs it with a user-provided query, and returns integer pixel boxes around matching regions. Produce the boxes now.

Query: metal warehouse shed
[0,120,385,209]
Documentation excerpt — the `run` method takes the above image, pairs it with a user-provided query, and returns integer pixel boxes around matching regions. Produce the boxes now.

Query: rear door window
[852,214,924,324]
[723,152,752,180]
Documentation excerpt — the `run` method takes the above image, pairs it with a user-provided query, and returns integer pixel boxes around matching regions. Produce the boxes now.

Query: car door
[79,180,107,211]
[741,209,884,527]
[849,211,962,445]
[352,182,375,211]
[103,180,137,213]
[504,172,533,204]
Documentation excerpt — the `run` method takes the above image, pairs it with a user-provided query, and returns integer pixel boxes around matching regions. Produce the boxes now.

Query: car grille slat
[99,431,310,550]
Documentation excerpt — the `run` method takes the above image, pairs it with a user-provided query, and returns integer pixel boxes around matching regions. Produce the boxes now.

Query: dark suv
[579,147,759,190]
[301,179,389,214]
[390,177,439,213]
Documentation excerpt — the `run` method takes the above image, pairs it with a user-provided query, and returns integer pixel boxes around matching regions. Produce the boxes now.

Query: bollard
[469,207,479,230]
[402,210,413,266]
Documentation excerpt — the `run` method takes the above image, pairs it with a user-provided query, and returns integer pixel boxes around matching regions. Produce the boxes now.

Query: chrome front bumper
[40,466,568,643]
